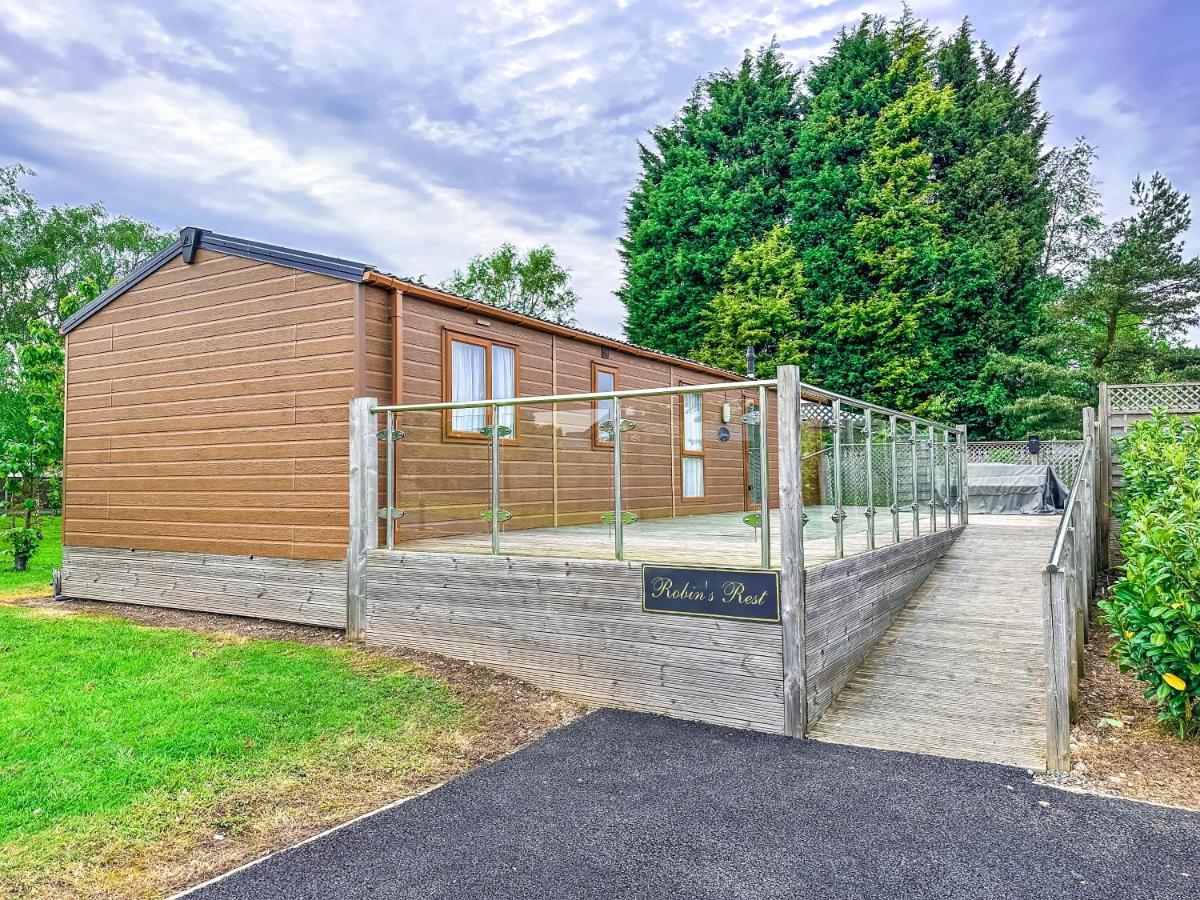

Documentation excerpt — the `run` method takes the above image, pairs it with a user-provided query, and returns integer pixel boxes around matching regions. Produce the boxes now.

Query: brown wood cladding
[64,249,362,561]
[378,294,778,544]
[63,245,774,563]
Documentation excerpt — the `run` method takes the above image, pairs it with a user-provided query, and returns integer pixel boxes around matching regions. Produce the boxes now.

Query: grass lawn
[0,602,467,898]
[0,515,60,600]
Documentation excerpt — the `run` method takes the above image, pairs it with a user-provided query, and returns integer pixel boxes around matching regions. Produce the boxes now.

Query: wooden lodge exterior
[60,228,776,624]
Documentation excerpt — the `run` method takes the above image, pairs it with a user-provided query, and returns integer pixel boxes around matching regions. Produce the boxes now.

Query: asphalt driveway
[182,710,1199,900]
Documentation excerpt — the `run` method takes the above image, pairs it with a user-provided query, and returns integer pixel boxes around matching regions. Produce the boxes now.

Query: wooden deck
[808,514,1058,770]
[397,506,941,567]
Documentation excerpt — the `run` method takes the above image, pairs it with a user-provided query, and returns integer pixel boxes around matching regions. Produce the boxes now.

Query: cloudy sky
[1,0,1197,340]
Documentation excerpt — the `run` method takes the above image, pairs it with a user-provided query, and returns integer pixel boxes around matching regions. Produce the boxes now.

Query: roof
[61,227,745,382]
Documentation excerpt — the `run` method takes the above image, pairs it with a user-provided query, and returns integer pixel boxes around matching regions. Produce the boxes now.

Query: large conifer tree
[618,13,1052,432]
[619,45,801,356]
[928,22,1049,428]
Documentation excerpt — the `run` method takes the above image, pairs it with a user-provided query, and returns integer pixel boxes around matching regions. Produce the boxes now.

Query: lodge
[59,227,781,623]
[63,225,1083,773]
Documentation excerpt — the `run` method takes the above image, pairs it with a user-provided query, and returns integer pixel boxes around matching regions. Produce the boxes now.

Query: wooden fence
[1042,409,1102,771]
[1099,382,1200,564]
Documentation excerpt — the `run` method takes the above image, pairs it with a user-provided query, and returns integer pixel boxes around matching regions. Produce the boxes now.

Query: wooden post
[777,365,807,738]
[1043,566,1072,771]
[1096,384,1111,565]
[348,397,379,641]
[1066,527,1081,724]
[1082,405,1099,581]
[1072,521,1087,683]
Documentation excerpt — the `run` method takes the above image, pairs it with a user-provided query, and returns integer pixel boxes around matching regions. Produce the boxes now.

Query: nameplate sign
[641,565,780,624]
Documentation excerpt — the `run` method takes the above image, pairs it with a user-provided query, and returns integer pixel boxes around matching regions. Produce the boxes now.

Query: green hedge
[1100,412,1200,736]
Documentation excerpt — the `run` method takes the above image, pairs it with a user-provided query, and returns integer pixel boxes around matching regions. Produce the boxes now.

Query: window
[592,363,618,449]
[680,391,704,499]
[443,331,517,440]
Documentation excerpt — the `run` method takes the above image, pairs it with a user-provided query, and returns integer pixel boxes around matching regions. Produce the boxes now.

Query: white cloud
[0,71,626,328]
[2,0,1196,347]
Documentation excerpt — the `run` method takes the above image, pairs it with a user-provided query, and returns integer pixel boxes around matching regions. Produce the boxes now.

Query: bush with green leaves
[1100,412,1200,736]
[1,416,57,572]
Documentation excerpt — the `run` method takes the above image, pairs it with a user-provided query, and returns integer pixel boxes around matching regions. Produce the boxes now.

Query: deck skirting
[362,551,788,733]
[360,527,963,735]
[60,546,348,628]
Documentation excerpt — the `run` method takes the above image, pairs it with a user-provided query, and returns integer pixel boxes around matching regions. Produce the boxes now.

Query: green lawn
[0,603,465,896]
[0,515,60,599]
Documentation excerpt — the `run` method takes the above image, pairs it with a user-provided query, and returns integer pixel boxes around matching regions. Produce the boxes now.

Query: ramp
[809,515,1059,770]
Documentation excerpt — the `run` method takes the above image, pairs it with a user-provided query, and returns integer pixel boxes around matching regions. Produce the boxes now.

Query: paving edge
[168,782,444,899]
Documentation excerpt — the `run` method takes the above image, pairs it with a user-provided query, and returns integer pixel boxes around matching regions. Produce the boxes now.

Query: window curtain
[683,394,703,451]
[492,345,515,434]
[451,341,486,433]
[682,457,704,498]
[682,393,704,497]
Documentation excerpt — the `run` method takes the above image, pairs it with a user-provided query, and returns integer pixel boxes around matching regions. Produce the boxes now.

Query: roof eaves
[60,228,372,335]
[369,271,747,382]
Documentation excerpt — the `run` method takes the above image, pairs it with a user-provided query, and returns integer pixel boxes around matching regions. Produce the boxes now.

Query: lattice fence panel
[1108,382,1200,414]
[822,441,951,507]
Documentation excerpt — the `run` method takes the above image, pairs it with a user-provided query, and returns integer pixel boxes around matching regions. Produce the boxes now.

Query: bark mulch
[1039,604,1200,811]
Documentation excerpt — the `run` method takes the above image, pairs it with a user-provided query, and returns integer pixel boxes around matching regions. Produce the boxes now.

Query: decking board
[808,514,1058,770]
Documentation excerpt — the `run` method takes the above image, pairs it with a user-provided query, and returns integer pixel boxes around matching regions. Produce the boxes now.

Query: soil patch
[1040,602,1200,811]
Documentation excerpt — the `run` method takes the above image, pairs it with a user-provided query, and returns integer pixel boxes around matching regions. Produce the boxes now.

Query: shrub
[1100,412,1200,737]
[3,522,40,572]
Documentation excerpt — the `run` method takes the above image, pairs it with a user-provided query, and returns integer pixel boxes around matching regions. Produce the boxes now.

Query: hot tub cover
[966,463,1068,515]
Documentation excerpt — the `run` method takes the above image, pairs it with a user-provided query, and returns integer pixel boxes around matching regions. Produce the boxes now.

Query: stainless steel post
[613,396,624,561]
[943,429,952,529]
[864,408,875,550]
[956,424,968,525]
[889,414,900,544]
[832,399,844,558]
[928,425,937,533]
[910,419,920,537]
[385,410,395,551]
[490,410,501,555]
[758,384,771,569]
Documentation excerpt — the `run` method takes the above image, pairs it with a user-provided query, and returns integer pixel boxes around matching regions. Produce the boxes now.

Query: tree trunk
[1093,308,1119,370]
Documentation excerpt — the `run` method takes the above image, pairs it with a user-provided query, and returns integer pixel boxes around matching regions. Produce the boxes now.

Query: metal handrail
[372,377,959,433]
[970,439,1083,446]
[370,374,964,569]
[372,379,779,414]
[1047,434,1094,570]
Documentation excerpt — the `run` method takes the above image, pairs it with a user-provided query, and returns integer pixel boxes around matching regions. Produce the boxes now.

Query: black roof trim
[56,226,745,381]
[200,230,368,283]
[60,228,370,335]
[60,239,184,334]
